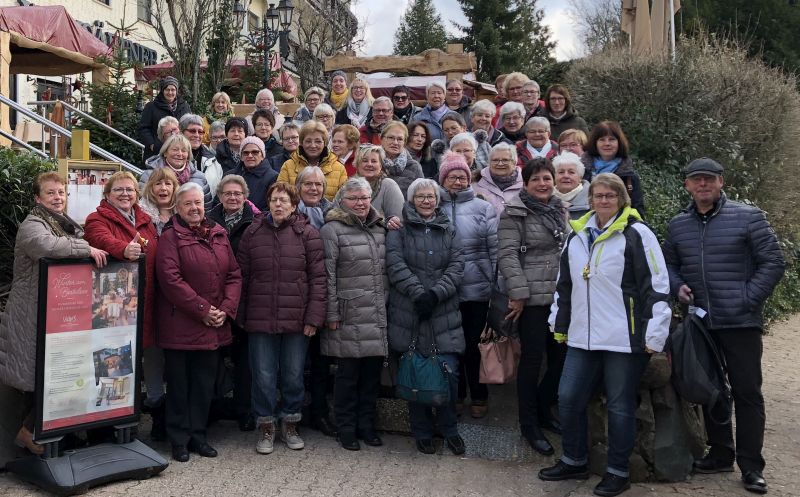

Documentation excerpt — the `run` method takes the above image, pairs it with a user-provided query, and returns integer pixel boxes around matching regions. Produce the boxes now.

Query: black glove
[414,290,439,321]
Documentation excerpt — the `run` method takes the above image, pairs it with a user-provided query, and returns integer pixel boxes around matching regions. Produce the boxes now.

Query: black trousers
[333,356,382,435]
[704,327,766,473]
[307,333,333,421]
[164,348,219,447]
[230,326,252,417]
[458,301,489,402]
[517,305,566,429]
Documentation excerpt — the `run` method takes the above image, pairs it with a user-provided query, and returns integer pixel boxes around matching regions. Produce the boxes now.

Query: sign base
[4,439,168,496]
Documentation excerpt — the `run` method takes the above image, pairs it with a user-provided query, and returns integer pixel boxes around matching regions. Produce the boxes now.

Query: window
[137,0,152,23]
[95,0,111,5]
[248,11,260,32]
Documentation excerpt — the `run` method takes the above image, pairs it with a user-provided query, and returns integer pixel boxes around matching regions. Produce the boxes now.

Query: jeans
[408,353,460,439]
[703,327,765,472]
[333,356,383,435]
[458,301,489,402]
[558,346,650,477]
[249,333,310,423]
[517,306,566,429]
[164,348,219,446]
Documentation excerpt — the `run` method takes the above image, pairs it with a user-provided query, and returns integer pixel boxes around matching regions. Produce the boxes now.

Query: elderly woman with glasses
[251,109,283,159]
[380,121,423,197]
[140,134,212,208]
[320,177,388,451]
[293,87,326,125]
[552,152,590,220]
[516,117,559,166]
[445,79,472,123]
[473,143,525,216]
[351,145,404,230]
[386,177,465,455]
[313,103,336,135]
[497,102,527,142]
[522,80,545,121]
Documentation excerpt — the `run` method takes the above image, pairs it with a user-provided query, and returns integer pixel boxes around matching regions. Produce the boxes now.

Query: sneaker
[281,420,305,450]
[256,422,275,454]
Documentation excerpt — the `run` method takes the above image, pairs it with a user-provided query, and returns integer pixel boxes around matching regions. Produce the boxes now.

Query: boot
[256,421,275,454]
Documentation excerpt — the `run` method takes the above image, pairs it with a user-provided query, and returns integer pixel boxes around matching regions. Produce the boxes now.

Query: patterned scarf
[491,171,518,192]
[518,190,567,246]
[30,204,83,238]
[168,162,192,185]
[224,207,244,232]
[346,96,370,127]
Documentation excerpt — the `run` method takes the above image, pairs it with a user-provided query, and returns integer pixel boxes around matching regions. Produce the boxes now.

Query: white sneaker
[256,422,274,454]
[281,421,304,450]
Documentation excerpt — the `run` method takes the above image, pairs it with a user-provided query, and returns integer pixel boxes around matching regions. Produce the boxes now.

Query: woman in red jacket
[237,183,326,455]
[83,171,162,437]
[155,182,242,462]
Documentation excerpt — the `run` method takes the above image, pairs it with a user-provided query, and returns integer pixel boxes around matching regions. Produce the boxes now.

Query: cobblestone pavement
[1,317,798,497]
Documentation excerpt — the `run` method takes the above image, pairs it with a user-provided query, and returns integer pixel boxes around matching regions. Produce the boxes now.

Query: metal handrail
[0,128,50,159]
[0,94,142,175]
[28,99,145,150]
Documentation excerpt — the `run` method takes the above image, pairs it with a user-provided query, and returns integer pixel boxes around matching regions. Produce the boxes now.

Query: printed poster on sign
[35,258,143,439]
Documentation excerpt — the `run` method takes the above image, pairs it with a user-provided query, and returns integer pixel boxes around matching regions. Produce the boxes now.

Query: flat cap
[685,157,724,177]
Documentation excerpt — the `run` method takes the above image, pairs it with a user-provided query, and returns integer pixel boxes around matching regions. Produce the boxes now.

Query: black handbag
[486,218,527,337]
[395,326,451,406]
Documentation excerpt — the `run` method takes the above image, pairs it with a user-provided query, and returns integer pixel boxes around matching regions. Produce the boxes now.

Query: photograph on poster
[92,265,139,329]
[58,160,121,224]
[92,343,134,407]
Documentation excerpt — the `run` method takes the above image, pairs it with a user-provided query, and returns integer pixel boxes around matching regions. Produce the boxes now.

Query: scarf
[394,105,414,124]
[205,108,234,125]
[346,96,370,127]
[330,88,349,111]
[168,162,192,185]
[224,207,244,232]
[298,201,326,229]
[518,190,567,246]
[177,214,212,241]
[114,205,136,226]
[592,157,623,175]
[30,204,83,238]
[386,149,409,172]
[430,104,449,123]
[526,140,552,158]
[491,171,518,192]
[553,182,584,204]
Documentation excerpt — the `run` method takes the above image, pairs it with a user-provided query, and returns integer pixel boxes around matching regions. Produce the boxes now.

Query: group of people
[0,72,784,497]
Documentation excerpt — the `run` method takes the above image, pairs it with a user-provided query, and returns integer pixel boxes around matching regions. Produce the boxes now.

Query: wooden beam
[325,48,475,76]
[445,43,465,83]
[0,32,11,147]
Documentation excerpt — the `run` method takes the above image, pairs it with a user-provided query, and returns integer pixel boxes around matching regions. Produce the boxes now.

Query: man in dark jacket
[359,96,395,145]
[662,158,784,496]
[139,76,191,162]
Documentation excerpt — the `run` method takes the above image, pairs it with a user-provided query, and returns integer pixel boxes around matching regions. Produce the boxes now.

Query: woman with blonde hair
[139,167,179,235]
[140,134,212,207]
[349,145,404,230]
[335,78,374,128]
[277,120,347,201]
[203,91,234,144]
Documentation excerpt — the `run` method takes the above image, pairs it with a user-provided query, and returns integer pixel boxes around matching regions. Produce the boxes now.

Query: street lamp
[233,0,294,88]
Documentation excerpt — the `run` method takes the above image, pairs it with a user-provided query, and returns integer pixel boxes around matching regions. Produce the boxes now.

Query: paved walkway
[1,316,798,497]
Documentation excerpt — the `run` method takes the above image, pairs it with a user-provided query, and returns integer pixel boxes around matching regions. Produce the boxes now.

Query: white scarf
[553,182,584,204]
[527,140,552,158]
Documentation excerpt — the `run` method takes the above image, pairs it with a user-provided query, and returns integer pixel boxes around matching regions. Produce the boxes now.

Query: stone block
[653,385,695,481]
[636,389,655,465]
[640,353,671,389]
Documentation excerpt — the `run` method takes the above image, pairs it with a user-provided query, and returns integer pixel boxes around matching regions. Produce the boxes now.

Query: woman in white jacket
[540,173,670,497]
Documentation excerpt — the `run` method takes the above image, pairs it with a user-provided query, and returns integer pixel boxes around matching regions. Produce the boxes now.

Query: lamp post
[233,0,294,89]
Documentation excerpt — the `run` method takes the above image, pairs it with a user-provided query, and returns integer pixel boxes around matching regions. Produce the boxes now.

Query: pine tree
[454,0,555,81]
[393,0,449,56]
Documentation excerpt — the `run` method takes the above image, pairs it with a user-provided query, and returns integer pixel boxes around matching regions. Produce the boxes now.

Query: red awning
[0,5,110,76]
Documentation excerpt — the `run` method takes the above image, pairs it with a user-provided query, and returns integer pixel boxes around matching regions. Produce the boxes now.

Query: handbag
[395,327,451,407]
[486,217,528,337]
[478,326,521,384]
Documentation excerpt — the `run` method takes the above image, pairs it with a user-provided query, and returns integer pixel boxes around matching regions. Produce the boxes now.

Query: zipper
[700,220,713,328]
[629,297,635,335]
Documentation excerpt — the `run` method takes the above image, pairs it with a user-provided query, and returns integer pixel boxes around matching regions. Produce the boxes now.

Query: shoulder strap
[626,176,633,193]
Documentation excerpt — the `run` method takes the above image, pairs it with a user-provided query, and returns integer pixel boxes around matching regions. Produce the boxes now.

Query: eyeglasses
[373,108,392,114]
[414,194,436,202]
[111,187,136,194]
[184,128,203,134]
[527,129,548,134]
[270,197,292,204]
[301,181,324,189]
[550,96,566,102]
[283,135,300,142]
[393,95,408,101]
[507,86,523,93]
[255,122,273,128]
[490,158,513,165]
[446,176,469,183]
[317,115,333,120]
[447,88,462,93]
[241,150,262,157]
[523,90,540,95]
[592,193,619,201]
[343,196,370,203]
[384,136,405,143]
[503,115,523,121]
[221,191,244,198]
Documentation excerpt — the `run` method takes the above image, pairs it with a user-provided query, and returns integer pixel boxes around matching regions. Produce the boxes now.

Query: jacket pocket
[627,297,635,335]
[338,289,366,325]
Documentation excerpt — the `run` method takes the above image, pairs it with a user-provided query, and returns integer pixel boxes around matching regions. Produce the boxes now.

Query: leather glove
[414,290,439,321]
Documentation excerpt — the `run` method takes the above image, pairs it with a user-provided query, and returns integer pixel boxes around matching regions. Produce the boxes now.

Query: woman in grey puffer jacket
[320,177,388,452]
[437,152,498,419]
[386,178,465,456]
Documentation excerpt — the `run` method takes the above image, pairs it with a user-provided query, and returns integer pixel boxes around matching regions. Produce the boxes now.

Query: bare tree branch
[568,0,628,55]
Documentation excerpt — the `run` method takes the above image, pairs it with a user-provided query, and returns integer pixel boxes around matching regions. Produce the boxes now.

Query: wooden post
[71,129,90,160]
[445,43,465,85]
[0,32,11,147]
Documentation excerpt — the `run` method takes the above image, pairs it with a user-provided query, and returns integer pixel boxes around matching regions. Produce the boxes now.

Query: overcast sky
[355,0,585,61]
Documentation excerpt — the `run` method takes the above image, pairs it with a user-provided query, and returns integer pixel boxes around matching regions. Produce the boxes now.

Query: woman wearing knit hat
[438,151,498,419]
[222,136,278,211]
[139,76,192,162]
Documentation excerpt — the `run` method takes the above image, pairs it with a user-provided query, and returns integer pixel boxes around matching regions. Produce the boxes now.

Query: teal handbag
[395,330,451,407]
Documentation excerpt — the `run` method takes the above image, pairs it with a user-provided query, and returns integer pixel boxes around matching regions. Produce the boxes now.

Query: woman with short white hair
[473,142,524,216]
[470,99,511,168]
[497,101,526,142]
[552,152,590,219]
[516,116,558,167]
[449,132,478,172]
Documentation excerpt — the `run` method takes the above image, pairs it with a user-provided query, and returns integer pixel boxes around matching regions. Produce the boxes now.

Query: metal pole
[0,128,50,159]
[669,0,676,62]
[29,100,145,150]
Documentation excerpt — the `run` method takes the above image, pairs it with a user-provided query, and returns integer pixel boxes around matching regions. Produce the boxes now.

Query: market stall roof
[0,5,109,76]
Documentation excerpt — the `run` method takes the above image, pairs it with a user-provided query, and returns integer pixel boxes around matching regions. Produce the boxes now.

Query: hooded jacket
[439,186,498,302]
[386,205,465,356]
[236,213,327,335]
[549,207,671,353]
[319,206,388,358]
[277,149,348,201]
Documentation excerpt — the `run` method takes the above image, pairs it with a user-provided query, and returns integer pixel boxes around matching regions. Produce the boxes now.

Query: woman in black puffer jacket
[139,76,191,161]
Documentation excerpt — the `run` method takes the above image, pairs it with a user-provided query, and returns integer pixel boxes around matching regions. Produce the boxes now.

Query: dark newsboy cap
[685,157,724,177]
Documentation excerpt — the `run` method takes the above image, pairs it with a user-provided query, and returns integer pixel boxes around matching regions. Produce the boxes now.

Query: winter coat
[412,105,445,142]
[394,103,421,125]
[264,137,284,160]
[439,186,498,302]
[383,150,423,198]
[0,213,91,392]
[225,159,278,212]
[498,127,525,143]
[353,175,404,222]
[549,208,671,353]
[449,96,472,123]
[236,213,327,335]
[83,200,159,348]
[269,149,292,173]
[386,205,465,356]
[662,193,785,331]
[206,201,258,255]
[140,156,212,208]
[277,149,348,201]
[359,119,394,145]
[472,166,524,217]
[581,155,645,218]
[320,207,388,358]
[546,108,589,140]
[215,139,241,174]
[138,93,191,161]
[193,145,223,200]
[516,139,559,167]
[155,217,242,350]
[498,194,566,307]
